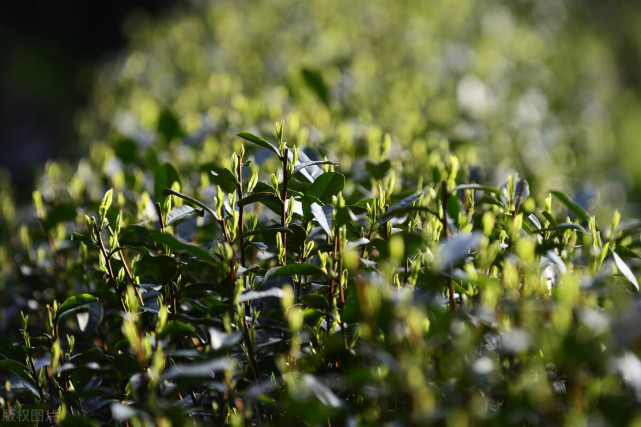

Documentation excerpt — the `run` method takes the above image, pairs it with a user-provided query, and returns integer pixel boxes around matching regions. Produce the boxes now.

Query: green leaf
[301,67,330,107]
[121,225,221,267]
[162,188,218,220]
[57,294,97,320]
[375,192,422,226]
[616,245,641,260]
[302,294,329,310]
[159,321,200,339]
[551,190,590,222]
[133,254,179,283]
[166,205,197,226]
[365,159,392,180]
[238,288,285,303]
[237,132,281,157]
[45,203,78,228]
[293,160,338,177]
[613,251,639,291]
[155,163,182,205]
[164,357,235,379]
[242,226,293,238]
[76,300,103,333]
[302,373,343,408]
[210,167,238,193]
[446,194,461,222]
[237,192,282,208]
[266,263,327,279]
[157,109,182,142]
[307,172,345,204]
[541,210,558,226]
[0,359,38,389]
[0,338,27,362]
[71,232,97,247]
[311,203,333,236]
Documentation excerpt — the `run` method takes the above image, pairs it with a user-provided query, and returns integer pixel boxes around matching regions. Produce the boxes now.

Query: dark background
[0,0,176,189]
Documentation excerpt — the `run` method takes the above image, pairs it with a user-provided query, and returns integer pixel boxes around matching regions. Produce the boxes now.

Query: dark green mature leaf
[302,373,344,408]
[166,205,197,225]
[247,182,284,215]
[237,131,281,157]
[541,210,558,226]
[0,339,27,362]
[365,160,392,180]
[159,321,200,339]
[75,300,103,333]
[293,160,338,177]
[238,288,285,303]
[551,190,590,222]
[237,192,282,208]
[209,329,243,350]
[447,194,462,222]
[164,357,235,379]
[155,163,182,205]
[616,245,641,260]
[301,67,330,107]
[375,192,422,226]
[210,167,238,193]
[133,254,178,283]
[307,172,345,204]
[0,359,38,389]
[157,109,182,142]
[162,188,218,220]
[57,294,97,320]
[311,203,333,236]
[266,263,327,279]
[44,203,77,229]
[71,232,97,247]
[121,225,220,267]
[242,226,293,238]
[302,294,329,310]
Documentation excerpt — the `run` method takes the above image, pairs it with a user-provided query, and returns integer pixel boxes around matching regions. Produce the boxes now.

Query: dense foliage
[2,120,641,425]
[4,1,641,426]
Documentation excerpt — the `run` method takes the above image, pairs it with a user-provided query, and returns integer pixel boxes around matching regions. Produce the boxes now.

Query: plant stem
[337,228,348,350]
[281,147,289,265]
[236,153,250,317]
[93,218,128,315]
[441,181,457,310]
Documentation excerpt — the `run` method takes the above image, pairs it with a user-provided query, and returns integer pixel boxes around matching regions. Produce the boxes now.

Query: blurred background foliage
[4,0,641,215]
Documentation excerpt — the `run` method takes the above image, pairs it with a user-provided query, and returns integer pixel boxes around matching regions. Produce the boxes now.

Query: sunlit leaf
[166,205,197,225]
[551,190,590,222]
[57,294,97,320]
[613,251,639,291]
[311,203,333,236]
[237,132,281,157]
[307,172,345,204]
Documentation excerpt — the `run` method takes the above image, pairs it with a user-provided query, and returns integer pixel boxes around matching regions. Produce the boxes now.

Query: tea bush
[2,119,641,425]
[4,1,641,426]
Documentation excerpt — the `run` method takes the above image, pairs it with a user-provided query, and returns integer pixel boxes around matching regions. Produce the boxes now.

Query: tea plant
[2,120,641,426]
